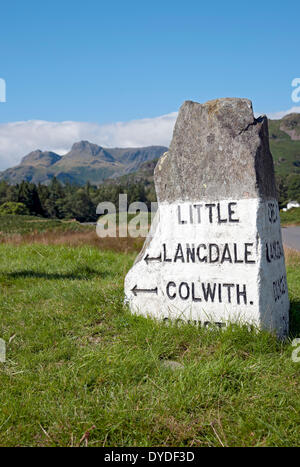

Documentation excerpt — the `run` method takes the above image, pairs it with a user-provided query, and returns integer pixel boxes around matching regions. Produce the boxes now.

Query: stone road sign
[124,98,289,337]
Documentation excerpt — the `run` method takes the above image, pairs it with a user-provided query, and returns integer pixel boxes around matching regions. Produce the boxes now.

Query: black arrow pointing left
[144,253,162,265]
[131,285,158,296]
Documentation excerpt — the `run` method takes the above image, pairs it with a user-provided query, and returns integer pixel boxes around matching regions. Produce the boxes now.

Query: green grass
[0,243,299,447]
[0,215,93,236]
[280,207,300,226]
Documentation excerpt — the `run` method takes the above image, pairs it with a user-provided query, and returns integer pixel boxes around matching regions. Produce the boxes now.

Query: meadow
[0,216,299,447]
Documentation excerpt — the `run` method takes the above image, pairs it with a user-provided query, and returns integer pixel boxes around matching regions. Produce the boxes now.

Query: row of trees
[0,178,153,222]
[0,173,298,221]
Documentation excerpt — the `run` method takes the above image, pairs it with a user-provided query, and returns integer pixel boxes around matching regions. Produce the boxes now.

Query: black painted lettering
[218,283,222,303]
[203,321,212,328]
[174,243,185,262]
[187,320,199,326]
[189,205,193,224]
[221,243,232,263]
[186,244,195,263]
[237,284,247,304]
[177,205,187,224]
[268,202,278,224]
[266,243,271,263]
[179,282,190,300]
[273,275,287,301]
[217,203,227,223]
[223,283,234,303]
[273,281,277,301]
[266,240,283,263]
[215,322,226,328]
[193,204,202,223]
[166,281,176,300]
[202,283,216,302]
[205,203,216,223]
[245,243,255,264]
[209,244,219,263]
[192,283,202,302]
[233,243,243,263]
[197,244,207,262]
[228,202,239,222]
[163,243,172,262]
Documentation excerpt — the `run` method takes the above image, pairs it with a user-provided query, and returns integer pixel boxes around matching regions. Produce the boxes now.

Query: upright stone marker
[124,98,289,337]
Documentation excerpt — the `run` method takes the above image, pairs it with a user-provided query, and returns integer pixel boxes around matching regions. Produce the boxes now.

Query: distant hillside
[103,158,158,186]
[268,113,300,176]
[0,142,168,185]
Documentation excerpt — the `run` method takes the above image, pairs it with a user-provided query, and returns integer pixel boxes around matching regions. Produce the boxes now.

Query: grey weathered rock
[125,98,289,337]
[155,98,276,203]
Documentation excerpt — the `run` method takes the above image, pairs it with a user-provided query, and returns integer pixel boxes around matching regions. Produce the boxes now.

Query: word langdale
[125,98,289,337]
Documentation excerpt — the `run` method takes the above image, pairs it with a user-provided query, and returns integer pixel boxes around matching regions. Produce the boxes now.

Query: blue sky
[0,0,299,168]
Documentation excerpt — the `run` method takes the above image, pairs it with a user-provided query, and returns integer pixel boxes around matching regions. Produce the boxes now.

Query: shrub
[0,201,29,216]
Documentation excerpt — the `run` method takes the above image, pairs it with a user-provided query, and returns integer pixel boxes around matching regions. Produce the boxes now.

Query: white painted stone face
[124,198,289,336]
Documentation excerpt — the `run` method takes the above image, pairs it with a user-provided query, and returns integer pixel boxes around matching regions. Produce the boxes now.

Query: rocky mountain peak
[20,150,62,167]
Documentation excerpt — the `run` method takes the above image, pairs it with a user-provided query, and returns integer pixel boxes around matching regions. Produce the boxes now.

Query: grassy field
[0,215,94,236]
[0,218,299,446]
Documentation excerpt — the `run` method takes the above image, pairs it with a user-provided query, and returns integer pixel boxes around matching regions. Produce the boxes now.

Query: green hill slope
[269,114,300,176]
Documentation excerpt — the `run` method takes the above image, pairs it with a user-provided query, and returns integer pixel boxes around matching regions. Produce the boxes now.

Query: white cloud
[0,112,177,170]
[263,106,300,120]
[0,106,299,171]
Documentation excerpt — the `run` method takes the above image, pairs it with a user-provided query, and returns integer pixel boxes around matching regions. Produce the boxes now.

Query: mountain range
[0,142,168,185]
[0,113,299,186]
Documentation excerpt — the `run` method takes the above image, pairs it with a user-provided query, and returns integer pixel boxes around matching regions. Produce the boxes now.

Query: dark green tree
[17,181,44,216]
